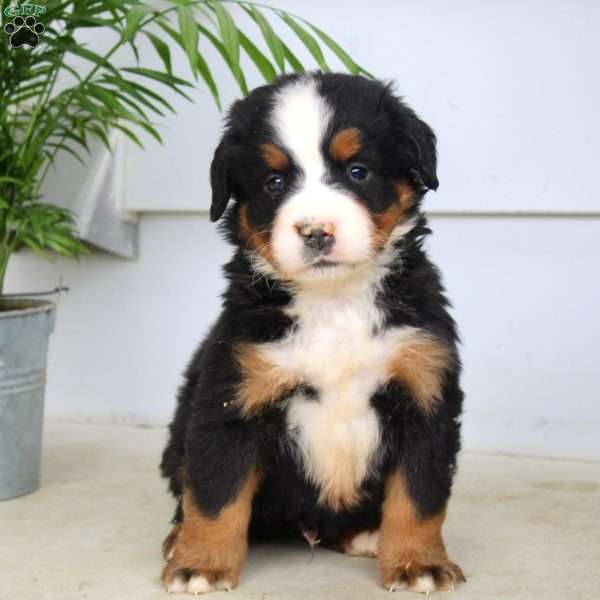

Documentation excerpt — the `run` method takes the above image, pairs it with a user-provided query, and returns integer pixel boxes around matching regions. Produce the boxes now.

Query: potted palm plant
[0,0,367,500]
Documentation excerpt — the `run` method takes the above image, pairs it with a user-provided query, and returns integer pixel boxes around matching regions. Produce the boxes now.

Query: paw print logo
[4,15,45,49]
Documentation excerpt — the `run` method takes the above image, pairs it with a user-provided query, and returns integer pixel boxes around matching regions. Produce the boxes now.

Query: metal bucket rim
[0,298,56,319]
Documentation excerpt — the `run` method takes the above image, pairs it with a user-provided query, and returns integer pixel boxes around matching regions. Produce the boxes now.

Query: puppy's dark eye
[265,174,284,195]
[348,164,369,182]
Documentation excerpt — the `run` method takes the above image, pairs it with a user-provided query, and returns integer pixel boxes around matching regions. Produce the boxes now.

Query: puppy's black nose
[296,222,335,253]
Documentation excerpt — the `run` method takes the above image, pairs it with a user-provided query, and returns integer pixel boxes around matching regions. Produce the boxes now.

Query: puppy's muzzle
[296,222,336,255]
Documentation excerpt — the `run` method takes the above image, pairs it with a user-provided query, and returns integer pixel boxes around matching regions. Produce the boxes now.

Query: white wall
[6,1,600,460]
[8,214,600,459]
[124,0,600,214]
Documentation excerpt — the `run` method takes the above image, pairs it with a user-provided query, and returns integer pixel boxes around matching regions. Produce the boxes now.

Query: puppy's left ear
[209,140,233,222]
[405,115,439,191]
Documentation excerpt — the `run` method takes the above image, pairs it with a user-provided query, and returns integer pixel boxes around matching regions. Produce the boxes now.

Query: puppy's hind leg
[340,529,379,558]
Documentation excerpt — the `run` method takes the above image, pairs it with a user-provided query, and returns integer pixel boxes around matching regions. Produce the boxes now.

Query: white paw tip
[388,580,408,593]
[215,579,233,592]
[187,575,213,594]
[167,575,187,594]
[410,574,436,594]
[346,530,379,557]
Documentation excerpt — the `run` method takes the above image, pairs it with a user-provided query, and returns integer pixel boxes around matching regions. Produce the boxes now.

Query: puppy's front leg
[378,470,464,593]
[378,331,465,593]
[161,467,260,594]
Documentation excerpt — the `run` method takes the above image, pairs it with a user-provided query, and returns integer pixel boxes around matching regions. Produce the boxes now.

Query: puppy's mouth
[310,259,340,269]
[300,258,363,278]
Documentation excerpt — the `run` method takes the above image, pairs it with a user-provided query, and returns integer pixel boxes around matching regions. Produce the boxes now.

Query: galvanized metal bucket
[0,299,55,501]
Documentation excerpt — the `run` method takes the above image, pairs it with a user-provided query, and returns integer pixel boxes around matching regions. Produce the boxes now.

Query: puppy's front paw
[161,564,237,595]
[160,525,243,594]
[381,558,465,594]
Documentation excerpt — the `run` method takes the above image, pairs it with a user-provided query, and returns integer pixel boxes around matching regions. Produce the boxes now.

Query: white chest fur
[262,278,406,509]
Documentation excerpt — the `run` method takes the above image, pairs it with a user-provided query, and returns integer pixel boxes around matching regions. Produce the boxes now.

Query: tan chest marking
[384,330,452,415]
[264,286,386,511]
[234,343,303,417]
[233,287,450,511]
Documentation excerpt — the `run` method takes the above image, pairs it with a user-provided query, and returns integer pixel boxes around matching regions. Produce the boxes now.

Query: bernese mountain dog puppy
[160,72,465,595]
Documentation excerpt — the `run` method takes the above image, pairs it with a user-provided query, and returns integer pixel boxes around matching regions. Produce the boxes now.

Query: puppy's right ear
[209,139,232,222]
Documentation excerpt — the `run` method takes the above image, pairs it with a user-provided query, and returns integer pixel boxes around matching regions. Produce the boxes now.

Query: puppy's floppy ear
[388,90,439,192]
[404,115,438,191]
[209,139,233,222]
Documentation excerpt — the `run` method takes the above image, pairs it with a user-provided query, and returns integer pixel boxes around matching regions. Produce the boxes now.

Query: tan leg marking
[330,127,362,162]
[235,343,303,417]
[161,469,260,594]
[385,330,452,415]
[372,182,416,249]
[162,522,181,561]
[378,472,465,593]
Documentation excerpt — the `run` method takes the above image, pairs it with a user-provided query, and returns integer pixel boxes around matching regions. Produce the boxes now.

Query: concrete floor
[1,422,599,600]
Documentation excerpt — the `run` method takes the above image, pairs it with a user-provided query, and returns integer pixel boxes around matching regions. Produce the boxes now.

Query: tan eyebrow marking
[330,127,362,162]
[260,142,289,171]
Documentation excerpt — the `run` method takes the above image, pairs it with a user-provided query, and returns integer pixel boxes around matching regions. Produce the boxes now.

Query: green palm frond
[0,0,368,293]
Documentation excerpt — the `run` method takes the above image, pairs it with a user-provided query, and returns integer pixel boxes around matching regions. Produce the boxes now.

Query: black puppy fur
[160,72,464,590]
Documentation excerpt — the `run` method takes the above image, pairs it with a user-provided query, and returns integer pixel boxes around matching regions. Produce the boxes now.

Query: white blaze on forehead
[270,77,332,178]
[268,77,375,280]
